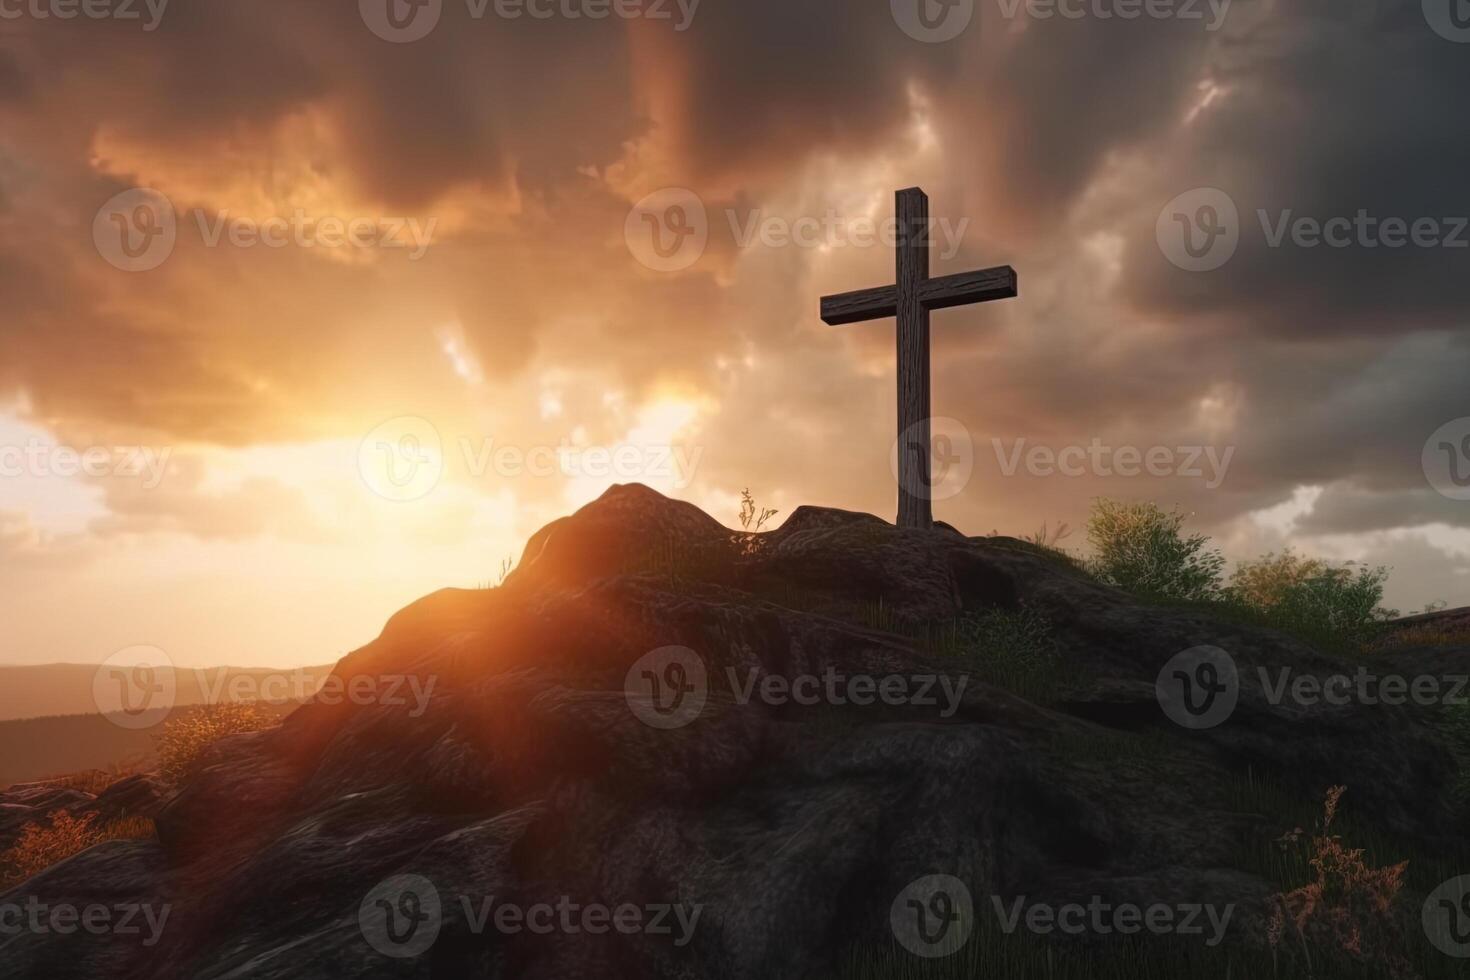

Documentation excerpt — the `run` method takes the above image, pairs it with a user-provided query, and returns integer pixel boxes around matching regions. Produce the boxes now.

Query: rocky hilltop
[4,484,1467,979]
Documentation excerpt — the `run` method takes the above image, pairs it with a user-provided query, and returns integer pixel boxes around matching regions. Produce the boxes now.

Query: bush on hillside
[1085,499,1225,602]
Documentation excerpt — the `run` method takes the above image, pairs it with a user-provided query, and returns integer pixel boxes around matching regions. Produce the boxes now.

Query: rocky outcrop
[0,775,166,851]
[2,485,1464,979]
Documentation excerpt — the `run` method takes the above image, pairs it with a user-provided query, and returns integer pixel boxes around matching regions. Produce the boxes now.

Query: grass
[985,537,1099,582]
[854,601,1075,705]
[156,700,277,786]
[0,810,156,891]
[834,777,1470,980]
[48,764,141,796]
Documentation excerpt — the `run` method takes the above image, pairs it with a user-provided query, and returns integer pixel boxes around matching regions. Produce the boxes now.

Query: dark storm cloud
[0,0,1465,562]
[1123,0,1470,331]
[1296,485,1468,536]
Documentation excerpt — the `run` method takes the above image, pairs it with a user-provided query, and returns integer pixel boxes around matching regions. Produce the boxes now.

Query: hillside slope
[4,485,1467,979]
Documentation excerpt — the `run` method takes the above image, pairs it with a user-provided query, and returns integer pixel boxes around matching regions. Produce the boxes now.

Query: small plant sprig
[739,489,778,533]
[1267,786,1410,978]
[1024,521,1072,549]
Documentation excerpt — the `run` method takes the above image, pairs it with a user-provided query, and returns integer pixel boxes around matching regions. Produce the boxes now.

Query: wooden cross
[820,187,1017,530]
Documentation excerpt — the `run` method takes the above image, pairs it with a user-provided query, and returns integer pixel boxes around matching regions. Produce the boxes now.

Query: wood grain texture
[816,188,1018,530]
[819,266,1016,325]
[895,187,932,531]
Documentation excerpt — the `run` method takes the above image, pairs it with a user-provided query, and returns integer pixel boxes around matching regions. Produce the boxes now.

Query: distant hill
[0,663,336,722]
[0,702,300,787]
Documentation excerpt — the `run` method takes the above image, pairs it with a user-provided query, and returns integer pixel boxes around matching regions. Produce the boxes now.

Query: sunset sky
[2,0,1468,668]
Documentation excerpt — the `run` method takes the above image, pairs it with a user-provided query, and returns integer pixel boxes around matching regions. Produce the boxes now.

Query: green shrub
[1228,552,1395,649]
[1085,499,1225,602]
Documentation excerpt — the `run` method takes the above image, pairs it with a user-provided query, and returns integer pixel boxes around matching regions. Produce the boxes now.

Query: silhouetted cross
[820,188,1017,530]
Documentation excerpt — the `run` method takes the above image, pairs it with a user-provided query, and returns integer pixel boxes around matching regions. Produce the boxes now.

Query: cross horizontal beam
[819,265,1018,326]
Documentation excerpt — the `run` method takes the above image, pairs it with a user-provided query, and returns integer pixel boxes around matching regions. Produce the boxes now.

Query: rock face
[2,484,1465,979]
[0,775,167,851]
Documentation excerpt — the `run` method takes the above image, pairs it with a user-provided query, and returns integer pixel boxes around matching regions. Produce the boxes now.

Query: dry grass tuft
[157,701,276,786]
[1267,786,1410,978]
[0,810,156,891]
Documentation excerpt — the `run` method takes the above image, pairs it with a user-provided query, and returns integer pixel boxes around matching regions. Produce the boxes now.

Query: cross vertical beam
[819,187,1017,531]
[895,188,932,531]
